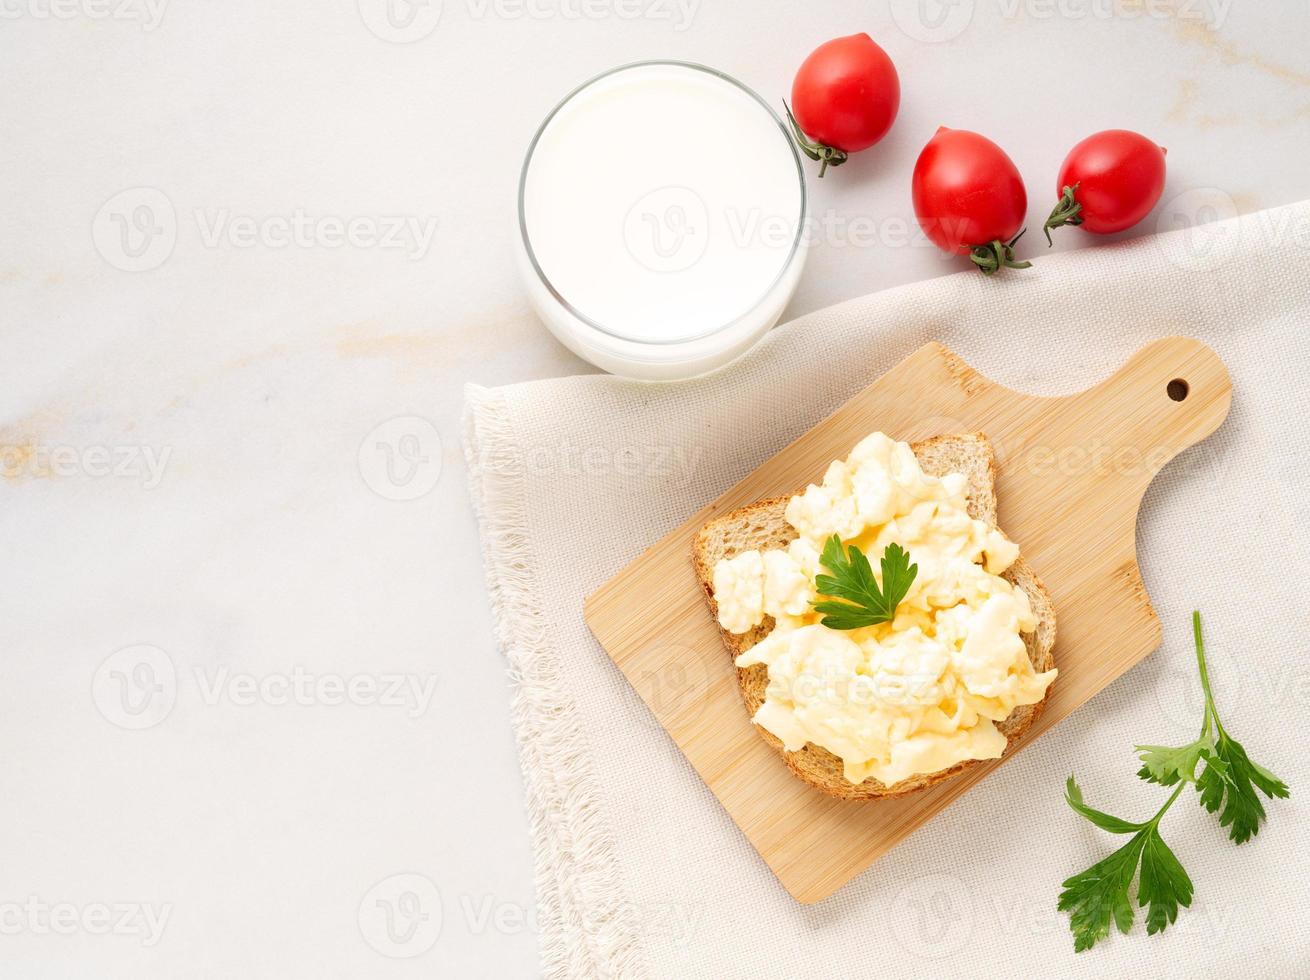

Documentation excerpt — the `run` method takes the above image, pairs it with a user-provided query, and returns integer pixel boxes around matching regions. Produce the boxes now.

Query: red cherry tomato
[912,127,1031,274]
[787,33,900,176]
[1045,130,1167,242]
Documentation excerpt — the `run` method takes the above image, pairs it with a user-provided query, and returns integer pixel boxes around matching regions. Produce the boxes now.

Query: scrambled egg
[711,432,1056,786]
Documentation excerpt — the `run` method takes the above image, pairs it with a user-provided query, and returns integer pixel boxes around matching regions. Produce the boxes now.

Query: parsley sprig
[811,536,917,630]
[1135,612,1289,844]
[1059,777,1192,952]
[1059,612,1288,952]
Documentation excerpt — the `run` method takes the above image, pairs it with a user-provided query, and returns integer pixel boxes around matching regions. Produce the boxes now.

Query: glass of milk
[517,62,808,380]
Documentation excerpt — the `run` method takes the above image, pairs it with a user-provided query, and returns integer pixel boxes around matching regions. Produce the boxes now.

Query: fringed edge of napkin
[463,384,651,980]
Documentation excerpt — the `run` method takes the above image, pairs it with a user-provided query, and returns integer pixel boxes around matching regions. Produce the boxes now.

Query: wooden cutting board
[583,337,1231,904]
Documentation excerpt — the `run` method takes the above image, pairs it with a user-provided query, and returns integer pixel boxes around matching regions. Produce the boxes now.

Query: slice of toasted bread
[691,432,1056,800]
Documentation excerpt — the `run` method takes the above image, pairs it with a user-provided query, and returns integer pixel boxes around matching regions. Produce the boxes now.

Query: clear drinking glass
[516,61,809,380]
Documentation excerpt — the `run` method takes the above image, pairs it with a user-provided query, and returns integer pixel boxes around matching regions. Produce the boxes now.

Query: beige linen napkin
[464,202,1310,979]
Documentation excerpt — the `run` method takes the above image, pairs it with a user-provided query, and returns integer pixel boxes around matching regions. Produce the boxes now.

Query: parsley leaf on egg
[811,536,917,630]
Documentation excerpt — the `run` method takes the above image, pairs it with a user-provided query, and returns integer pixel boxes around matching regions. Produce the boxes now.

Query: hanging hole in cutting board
[1167,378,1190,401]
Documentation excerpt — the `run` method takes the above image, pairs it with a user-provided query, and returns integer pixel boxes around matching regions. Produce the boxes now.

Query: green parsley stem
[1192,610,1221,739]
[1149,781,1187,829]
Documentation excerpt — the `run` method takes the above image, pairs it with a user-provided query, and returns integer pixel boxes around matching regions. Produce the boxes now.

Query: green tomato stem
[1044,183,1085,246]
[969,229,1033,275]
[782,100,848,178]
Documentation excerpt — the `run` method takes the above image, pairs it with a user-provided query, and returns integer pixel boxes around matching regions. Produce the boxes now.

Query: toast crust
[691,432,1057,801]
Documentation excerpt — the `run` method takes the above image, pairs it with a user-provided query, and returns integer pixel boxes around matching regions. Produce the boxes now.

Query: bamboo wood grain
[584,338,1232,903]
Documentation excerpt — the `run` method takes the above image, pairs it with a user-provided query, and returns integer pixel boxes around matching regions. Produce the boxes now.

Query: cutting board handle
[1001,336,1233,497]
[1101,336,1230,484]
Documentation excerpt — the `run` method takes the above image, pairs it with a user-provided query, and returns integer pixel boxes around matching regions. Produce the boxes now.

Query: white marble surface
[2,2,1308,976]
